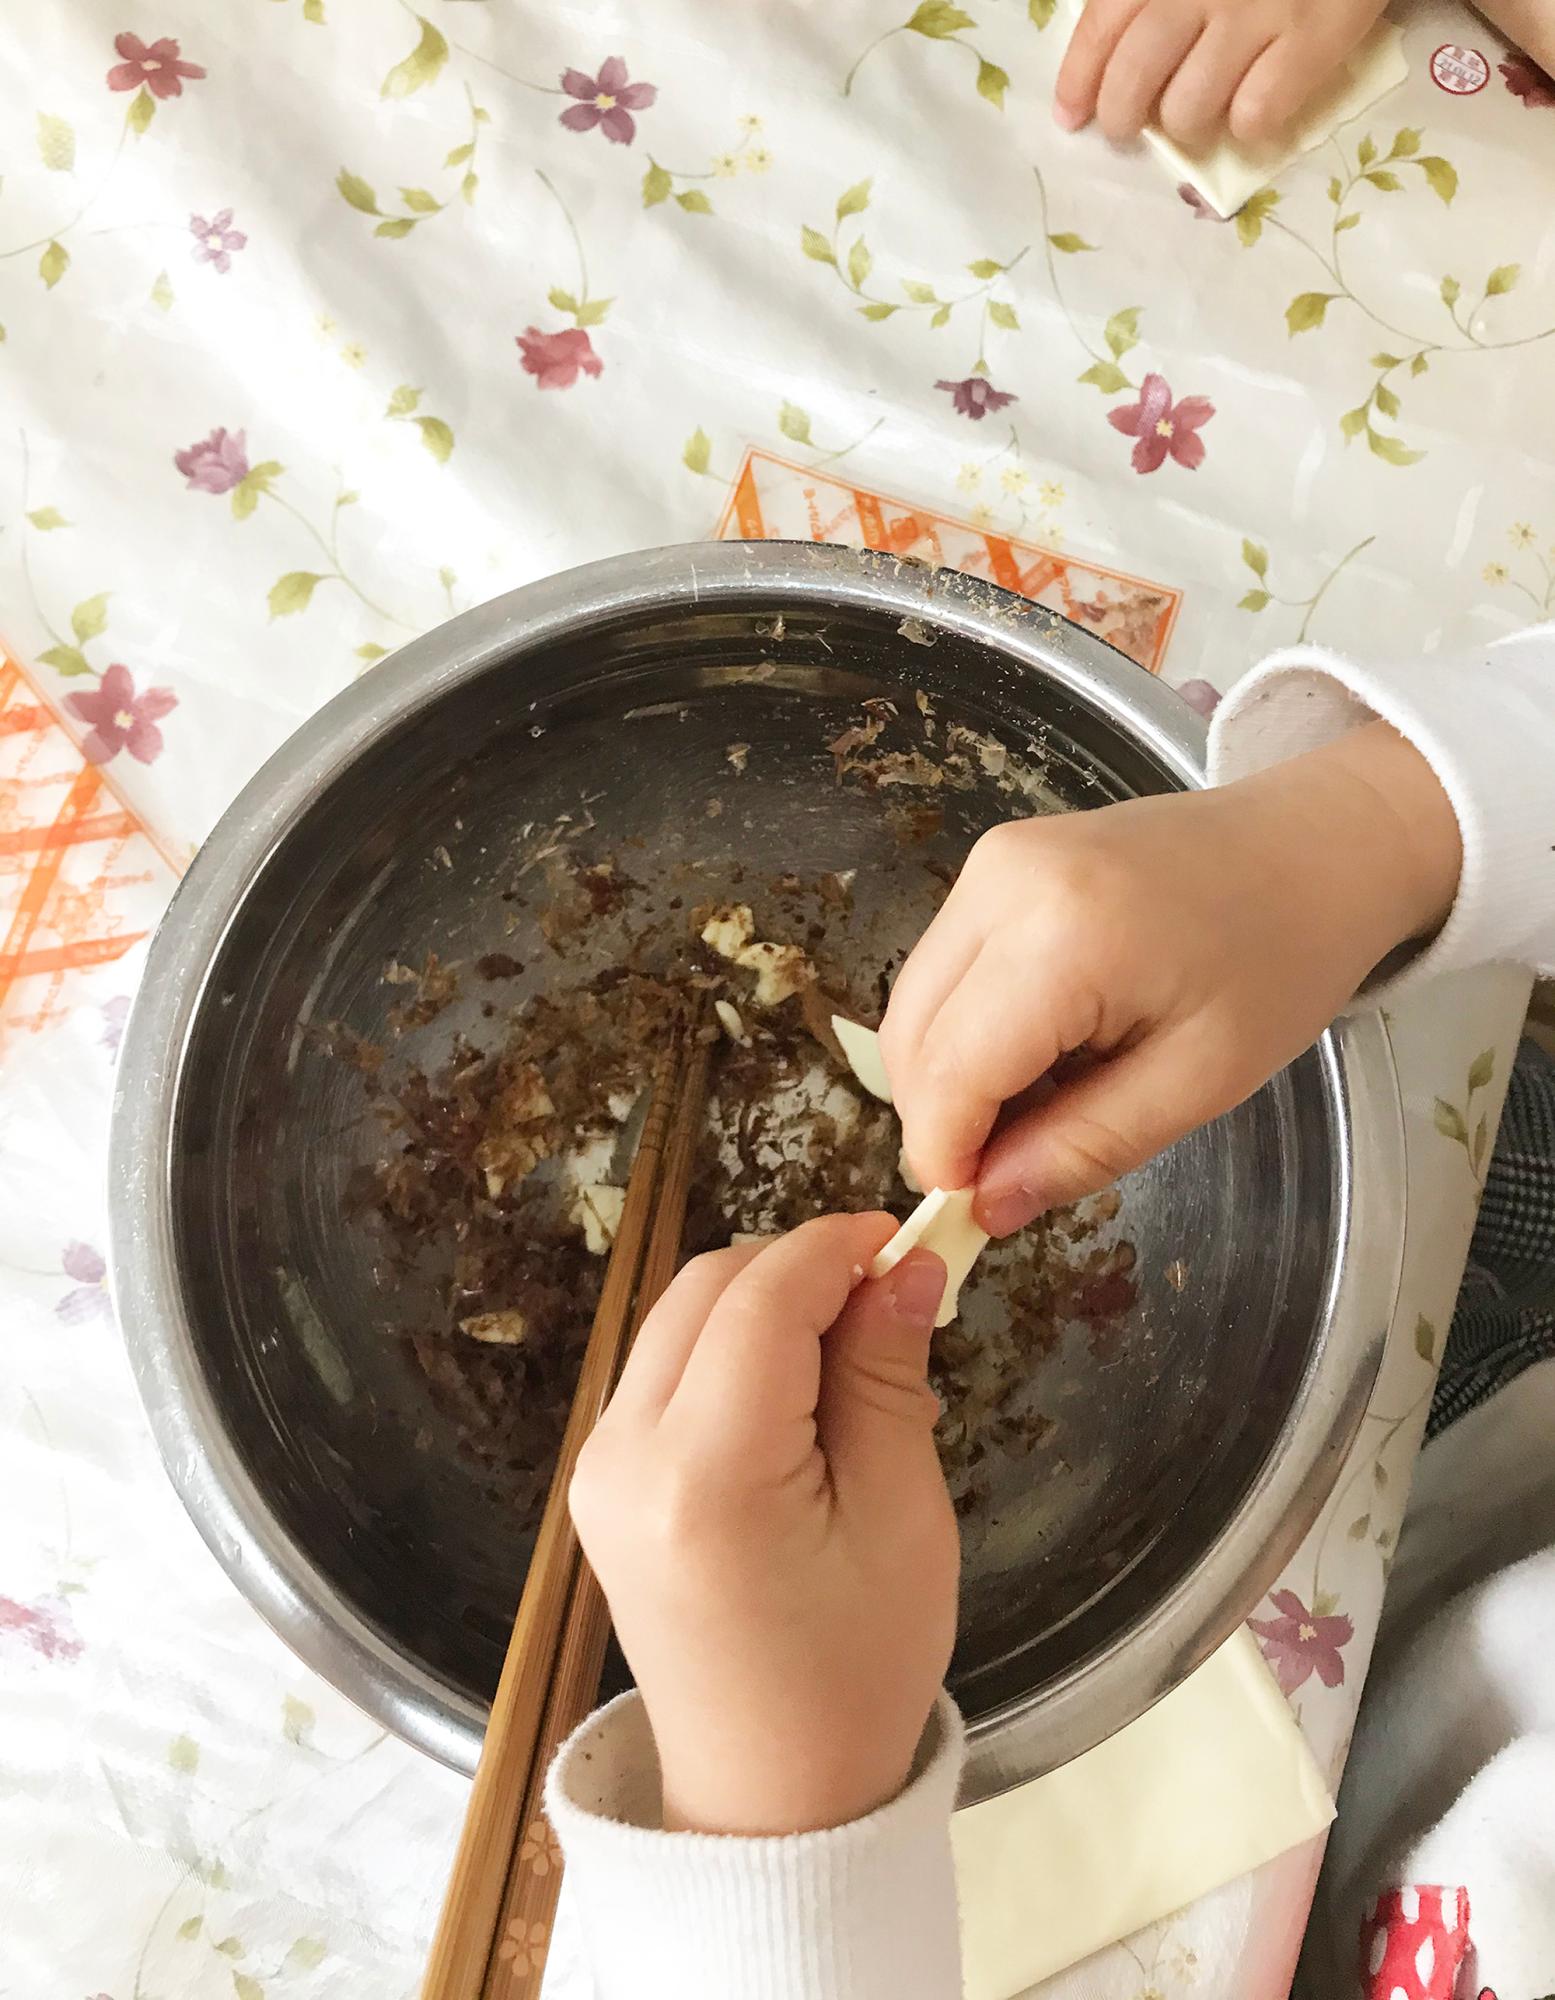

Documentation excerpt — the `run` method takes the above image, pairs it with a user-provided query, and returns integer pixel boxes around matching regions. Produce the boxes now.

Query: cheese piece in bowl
[831,1013,894,1104]
[871,1187,989,1331]
[830,1014,990,1327]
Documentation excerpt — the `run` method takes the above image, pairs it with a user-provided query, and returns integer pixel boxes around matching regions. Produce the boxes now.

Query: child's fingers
[819,1251,948,1502]
[1228,34,1319,143]
[878,896,984,1102]
[607,1242,767,1421]
[1156,16,1276,147]
[667,1213,898,1446]
[899,935,1106,1194]
[1095,0,1207,140]
[1054,0,1150,129]
[973,1022,1212,1233]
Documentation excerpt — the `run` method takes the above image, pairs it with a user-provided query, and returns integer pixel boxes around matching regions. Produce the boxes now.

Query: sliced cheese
[571,1183,625,1256]
[460,1311,529,1345]
[1052,0,1406,219]
[832,1014,894,1104]
[714,998,750,1046]
[871,1185,988,1329]
[702,904,814,1008]
[952,1629,1334,1996]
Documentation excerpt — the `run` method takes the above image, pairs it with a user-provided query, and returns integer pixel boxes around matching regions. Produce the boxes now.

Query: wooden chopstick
[421,1009,712,2000]
[484,1026,714,1999]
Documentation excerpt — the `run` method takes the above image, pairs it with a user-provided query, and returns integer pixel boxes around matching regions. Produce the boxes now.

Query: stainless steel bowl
[110,541,1403,1802]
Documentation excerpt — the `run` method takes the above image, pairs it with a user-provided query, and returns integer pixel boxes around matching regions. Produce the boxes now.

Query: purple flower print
[1177,183,1227,221]
[174,426,249,494]
[558,58,657,145]
[65,665,178,767]
[0,1593,84,1663]
[935,375,1018,421]
[107,32,205,98]
[58,1243,110,1324]
[189,209,246,273]
[1249,1588,1354,1695]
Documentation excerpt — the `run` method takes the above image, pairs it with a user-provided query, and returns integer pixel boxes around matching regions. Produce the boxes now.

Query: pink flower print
[559,57,657,145]
[1500,52,1555,105]
[517,326,603,390]
[189,208,246,273]
[65,665,178,767]
[1249,1588,1353,1695]
[174,426,249,494]
[107,32,206,99]
[58,1243,111,1324]
[1108,373,1215,473]
[0,1593,84,1663]
[935,375,1018,421]
[1177,678,1222,718]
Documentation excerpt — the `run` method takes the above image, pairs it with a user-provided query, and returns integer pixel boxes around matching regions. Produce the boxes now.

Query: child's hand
[570,1215,957,1835]
[1054,0,1388,149]
[881,722,1461,1236]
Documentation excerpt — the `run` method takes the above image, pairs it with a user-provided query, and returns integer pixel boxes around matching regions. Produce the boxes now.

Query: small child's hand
[881,722,1461,1236]
[571,1216,957,1835]
[1054,0,1387,149]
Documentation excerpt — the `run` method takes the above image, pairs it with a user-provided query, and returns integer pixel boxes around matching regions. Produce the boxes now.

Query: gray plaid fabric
[1430,1038,1555,1439]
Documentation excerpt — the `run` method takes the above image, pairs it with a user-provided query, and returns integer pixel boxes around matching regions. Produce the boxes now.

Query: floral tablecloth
[1,3,1549,1996]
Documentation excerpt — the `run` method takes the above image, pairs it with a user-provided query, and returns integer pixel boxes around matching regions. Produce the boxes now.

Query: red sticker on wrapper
[1431,44,1490,93]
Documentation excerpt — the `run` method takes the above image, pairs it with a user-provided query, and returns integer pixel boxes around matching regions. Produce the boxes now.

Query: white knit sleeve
[1206,624,1555,1003]
[543,1691,966,2000]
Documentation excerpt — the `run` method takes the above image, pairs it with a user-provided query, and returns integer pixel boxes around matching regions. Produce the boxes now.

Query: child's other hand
[570,1215,957,1836]
[881,722,1461,1237]
[1054,0,1387,149]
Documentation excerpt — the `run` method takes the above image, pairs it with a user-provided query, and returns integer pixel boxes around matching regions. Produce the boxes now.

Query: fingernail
[976,1184,1043,1237]
[1053,100,1085,131]
[888,1253,947,1326]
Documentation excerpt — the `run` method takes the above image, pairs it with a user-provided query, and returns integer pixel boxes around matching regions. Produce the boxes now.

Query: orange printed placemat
[0,648,178,1056]
[715,447,1181,676]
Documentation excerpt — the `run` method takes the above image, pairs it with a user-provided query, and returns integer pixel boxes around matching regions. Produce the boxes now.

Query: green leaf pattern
[799,178,1028,376]
[1236,127,1553,462]
[842,3,1014,108]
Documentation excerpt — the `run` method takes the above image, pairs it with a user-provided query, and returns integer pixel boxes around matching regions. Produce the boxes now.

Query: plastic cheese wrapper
[951,1628,1334,1997]
[1053,0,1408,219]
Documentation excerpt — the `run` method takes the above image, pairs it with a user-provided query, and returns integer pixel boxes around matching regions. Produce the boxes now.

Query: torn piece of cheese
[702,905,814,1008]
[714,998,750,1046]
[460,1310,529,1345]
[871,1186,989,1330]
[831,1014,894,1103]
[571,1183,625,1255]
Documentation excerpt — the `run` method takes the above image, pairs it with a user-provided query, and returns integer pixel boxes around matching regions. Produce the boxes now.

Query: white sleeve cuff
[1207,626,1555,1004]
[545,1691,966,2000]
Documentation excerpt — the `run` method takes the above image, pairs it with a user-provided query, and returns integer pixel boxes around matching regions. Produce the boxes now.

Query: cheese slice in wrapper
[1053,2,1408,219]
[952,1629,1334,1997]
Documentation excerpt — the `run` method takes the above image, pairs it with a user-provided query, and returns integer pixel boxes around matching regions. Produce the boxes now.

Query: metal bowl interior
[112,543,1399,1796]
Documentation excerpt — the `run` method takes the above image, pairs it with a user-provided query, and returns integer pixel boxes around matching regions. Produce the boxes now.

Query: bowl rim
[109,539,1404,1798]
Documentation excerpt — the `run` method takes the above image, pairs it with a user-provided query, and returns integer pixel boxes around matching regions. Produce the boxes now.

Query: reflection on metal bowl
[109,541,1403,1803]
